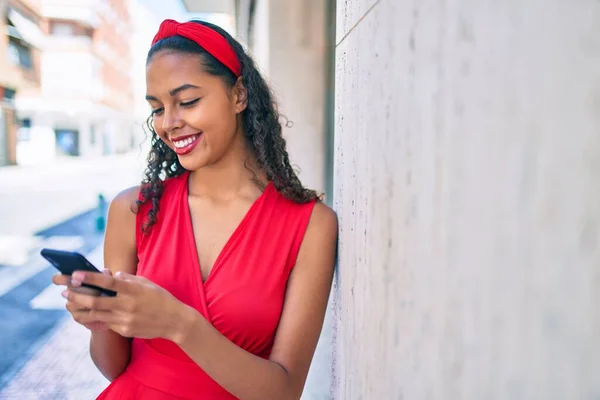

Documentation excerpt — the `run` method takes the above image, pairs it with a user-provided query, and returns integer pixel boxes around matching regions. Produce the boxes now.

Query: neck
[187,135,264,199]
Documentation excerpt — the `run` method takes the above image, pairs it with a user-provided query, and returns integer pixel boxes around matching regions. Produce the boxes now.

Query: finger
[102,268,113,276]
[108,324,135,338]
[85,322,109,332]
[71,271,137,294]
[72,309,116,325]
[65,300,89,314]
[71,286,102,296]
[63,289,119,311]
[52,274,71,286]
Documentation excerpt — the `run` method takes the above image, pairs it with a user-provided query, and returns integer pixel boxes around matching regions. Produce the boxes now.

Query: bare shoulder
[295,201,338,273]
[109,186,140,215]
[104,186,140,275]
[305,201,338,245]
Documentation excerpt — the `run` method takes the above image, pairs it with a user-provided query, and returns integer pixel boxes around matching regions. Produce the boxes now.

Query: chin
[177,155,211,171]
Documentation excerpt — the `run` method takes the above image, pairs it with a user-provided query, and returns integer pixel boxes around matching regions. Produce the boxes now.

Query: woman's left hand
[63,271,191,341]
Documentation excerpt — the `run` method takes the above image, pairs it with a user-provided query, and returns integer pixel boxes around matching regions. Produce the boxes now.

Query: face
[145,51,246,171]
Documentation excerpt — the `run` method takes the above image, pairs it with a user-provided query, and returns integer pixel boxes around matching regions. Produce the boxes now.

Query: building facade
[15,0,136,161]
[0,0,44,165]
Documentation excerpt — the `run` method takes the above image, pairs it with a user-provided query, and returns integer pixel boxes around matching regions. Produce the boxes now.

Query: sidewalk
[0,246,108,400]
[0,151,145,237]
[0,319,108,400]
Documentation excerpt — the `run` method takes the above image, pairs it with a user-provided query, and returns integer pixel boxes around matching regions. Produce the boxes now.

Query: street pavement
[0,246,108,400]
[0,210,105,391]
[0,152,333,399]
[0,153,144,396]
[0,152,147,237]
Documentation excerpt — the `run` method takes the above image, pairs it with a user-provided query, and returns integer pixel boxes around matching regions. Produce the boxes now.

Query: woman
[52,19,337,399]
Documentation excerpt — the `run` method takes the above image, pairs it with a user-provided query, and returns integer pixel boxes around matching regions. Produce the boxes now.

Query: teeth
[173,135,198,149]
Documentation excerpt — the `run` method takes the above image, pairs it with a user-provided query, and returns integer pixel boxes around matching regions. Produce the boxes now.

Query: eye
[180,98,200,108]
[151,107,164,116]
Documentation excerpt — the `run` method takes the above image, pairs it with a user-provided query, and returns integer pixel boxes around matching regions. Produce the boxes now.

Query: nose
[161,107,183,133]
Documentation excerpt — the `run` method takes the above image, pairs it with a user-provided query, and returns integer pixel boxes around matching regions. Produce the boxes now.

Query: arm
[89,186,139,381]
[173,202,338,400]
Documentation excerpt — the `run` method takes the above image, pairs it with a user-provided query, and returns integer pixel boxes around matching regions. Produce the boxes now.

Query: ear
[233,77,248,114]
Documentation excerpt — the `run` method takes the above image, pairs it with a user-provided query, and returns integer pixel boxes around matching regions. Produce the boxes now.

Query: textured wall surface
[332,0,600,399]
[249,0,270,76]
[259,0,329,193]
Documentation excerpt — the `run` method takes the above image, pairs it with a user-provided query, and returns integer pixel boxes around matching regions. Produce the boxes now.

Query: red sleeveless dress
[97,171,316,399]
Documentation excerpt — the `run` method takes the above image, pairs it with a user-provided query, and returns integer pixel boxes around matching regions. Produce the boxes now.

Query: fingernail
[71,278,81,287]
[61,290,69,299]
[72,271,84,281]
[115,271,122,278]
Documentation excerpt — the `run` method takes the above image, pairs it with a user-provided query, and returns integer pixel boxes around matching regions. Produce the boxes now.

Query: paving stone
[0,318,107,400]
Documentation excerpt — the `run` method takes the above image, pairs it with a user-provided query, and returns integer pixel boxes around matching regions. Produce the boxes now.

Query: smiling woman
[51,18,338,400]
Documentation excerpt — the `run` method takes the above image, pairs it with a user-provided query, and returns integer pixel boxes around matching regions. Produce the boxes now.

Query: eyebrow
[145,84,201,101]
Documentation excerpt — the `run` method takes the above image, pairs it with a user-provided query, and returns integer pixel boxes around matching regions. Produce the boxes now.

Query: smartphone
[40,248,116,297]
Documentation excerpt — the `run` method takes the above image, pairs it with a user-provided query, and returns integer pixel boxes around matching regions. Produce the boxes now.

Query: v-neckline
[183,172,272,288]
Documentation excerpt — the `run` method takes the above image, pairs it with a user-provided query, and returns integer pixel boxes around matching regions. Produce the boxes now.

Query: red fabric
[152,19,241,77]
[97,172,316,399]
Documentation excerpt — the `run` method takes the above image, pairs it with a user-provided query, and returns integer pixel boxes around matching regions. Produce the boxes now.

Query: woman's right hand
[52,269,113,332]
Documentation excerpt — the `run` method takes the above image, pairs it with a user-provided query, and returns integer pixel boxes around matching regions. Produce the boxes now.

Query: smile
[171,133,202,155]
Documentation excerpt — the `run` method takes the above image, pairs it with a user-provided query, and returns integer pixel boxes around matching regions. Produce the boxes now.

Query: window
[3,89,16,101]
[7,40,20,65]
[7,39,32,69]
[90,125,96,145]
[51,22,73,36]
[18,129,30,142]
[2,88,16,108]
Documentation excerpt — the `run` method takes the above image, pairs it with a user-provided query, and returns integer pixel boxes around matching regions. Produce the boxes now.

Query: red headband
[152,19,241,77]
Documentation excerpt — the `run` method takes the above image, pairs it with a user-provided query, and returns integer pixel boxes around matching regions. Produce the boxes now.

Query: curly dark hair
[137,20,319,233]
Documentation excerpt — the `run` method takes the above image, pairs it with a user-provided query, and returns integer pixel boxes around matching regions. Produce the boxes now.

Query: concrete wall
[333,0,600,399]
[248,0,329,193]
[247,0,269,75]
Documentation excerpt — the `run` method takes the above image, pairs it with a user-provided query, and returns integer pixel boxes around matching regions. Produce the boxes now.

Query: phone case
[40,248,116,297]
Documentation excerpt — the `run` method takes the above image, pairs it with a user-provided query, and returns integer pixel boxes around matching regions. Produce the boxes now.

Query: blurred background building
[0,0,138,166]
[15,0,137,163]
[0,0,44,166]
